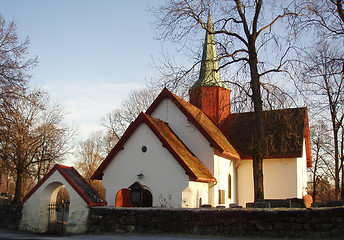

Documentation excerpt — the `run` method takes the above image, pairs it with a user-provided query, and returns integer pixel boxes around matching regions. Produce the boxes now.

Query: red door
[115,189,134,207]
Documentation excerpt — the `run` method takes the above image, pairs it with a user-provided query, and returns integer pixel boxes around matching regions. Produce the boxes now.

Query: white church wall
[236,160,254,207]
[263,158,298,199]
[297,140,308,198]
[102,123,189,208]
[237,157,299,207]
[182,181,209,208]
[212,155,235,207]
[150,98,215,174]
[19,171,88,233]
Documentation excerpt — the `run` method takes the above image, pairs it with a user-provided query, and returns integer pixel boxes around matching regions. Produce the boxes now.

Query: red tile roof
[146,88,240,159]
[22,164,107,206]
[92,113,216,182]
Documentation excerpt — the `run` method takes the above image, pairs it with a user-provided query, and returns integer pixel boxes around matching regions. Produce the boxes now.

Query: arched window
[228,174,232,199]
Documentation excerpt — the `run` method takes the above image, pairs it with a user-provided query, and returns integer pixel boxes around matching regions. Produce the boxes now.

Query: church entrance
[39,182,70,234]
[115,189,134,207]
[141,189,153,207]
[20,164,106,234]
[48,186,70,235]
[115,182,152,207]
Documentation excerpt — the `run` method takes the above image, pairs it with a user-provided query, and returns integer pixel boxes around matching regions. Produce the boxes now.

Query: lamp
[137,171,144,179]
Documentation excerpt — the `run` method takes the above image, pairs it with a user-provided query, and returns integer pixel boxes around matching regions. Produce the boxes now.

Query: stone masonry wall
[87,206,344,238]
[0,204,22,229]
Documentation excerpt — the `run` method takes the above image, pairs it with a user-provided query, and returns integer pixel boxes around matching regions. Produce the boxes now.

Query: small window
[141,146,147,153]
[218,190,225,204]
[228,174,232,199]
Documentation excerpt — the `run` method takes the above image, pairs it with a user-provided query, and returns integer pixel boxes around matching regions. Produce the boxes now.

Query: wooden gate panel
[115,189,134,207]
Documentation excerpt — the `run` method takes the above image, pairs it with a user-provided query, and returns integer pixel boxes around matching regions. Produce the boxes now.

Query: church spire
[191,11,229,90]
[189,10,231,125]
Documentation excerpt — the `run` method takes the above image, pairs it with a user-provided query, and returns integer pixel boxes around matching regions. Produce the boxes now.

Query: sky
[1,0,164,140]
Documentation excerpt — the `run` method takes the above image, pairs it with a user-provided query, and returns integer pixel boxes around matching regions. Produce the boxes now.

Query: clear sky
[1,0,163,140]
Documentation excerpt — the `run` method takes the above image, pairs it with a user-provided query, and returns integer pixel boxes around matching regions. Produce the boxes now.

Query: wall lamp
[137,171,144,179]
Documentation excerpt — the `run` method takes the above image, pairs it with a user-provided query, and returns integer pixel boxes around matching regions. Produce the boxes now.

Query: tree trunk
[13,169,23,204]
[334,131,339,200]
[340,127,344,201]
[336,0,344,23]
[331,114,340,200]
[249,43,265,202]
[37,161,42,182]
[312,145,319,202]
[341,157,343,201]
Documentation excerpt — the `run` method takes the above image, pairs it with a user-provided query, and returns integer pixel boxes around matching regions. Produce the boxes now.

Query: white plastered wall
[182,181,209,208]
[237,157,301,207]
[212,155,236,207]
[150,98,215,174]
[102,123,190,208]
[297,139,308,198]
[19,171,89,233]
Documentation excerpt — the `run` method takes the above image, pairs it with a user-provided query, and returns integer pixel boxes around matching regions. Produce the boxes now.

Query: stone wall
[0,204,22,229]
[87,206,344,238]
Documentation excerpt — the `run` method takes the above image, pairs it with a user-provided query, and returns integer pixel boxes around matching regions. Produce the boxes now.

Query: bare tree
[309,121,336,201]
[340,122,344,200]
[299,43,344,200]
[306,0,344,37]
[74,131,108,182]
[298,0,344,201]
[336,0,344,23]
[0,90,75,203]
[0,15,37,97]
[151,0,308,201]
[101,88,158,138]
[0,15,38,199]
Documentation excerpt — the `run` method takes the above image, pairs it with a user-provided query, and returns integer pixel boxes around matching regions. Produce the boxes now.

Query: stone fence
[87,206,344,238]
[1,203,344,238]
[0,204,22,229]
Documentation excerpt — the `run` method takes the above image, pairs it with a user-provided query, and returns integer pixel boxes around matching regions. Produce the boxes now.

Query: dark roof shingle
[221,108,311,163]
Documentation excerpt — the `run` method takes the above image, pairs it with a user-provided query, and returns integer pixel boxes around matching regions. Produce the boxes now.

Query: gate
[48,200,69,235]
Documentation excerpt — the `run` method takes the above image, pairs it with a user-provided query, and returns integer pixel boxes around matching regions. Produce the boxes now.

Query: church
[91,14,311,208]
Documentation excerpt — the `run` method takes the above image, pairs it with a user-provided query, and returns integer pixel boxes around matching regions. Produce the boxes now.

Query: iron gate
[48,200,69,235]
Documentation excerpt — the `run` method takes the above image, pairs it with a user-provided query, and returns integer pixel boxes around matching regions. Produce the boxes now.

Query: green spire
[191,11,229,90]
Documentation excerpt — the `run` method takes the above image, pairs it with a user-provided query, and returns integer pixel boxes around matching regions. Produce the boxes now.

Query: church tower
[189,12,231,125]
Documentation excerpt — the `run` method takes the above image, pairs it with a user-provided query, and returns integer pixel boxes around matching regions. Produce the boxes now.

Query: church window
[141,146,147,153]
[218,190,225,204]
[228,174,232,199]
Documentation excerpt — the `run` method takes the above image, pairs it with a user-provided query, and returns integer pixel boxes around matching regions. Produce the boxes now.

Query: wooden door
[115,189,134,207]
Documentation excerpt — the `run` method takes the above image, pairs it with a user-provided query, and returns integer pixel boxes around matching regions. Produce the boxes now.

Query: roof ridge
[228,107,307,116]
